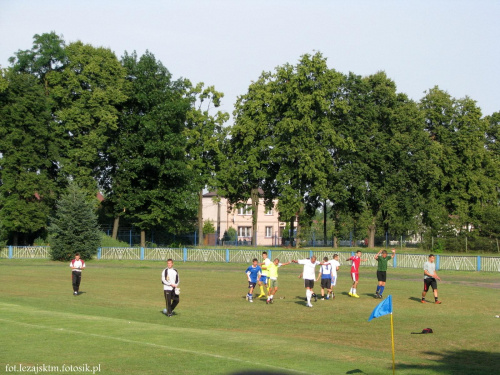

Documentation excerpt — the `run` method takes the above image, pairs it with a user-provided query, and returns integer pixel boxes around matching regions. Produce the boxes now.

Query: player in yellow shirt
[258,251,272,298]
[265,258,291,304]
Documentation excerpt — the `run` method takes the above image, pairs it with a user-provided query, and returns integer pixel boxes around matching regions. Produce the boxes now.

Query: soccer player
[245,258,262,303]
[327,254,340,299]
[266,258,291,304]
[292,256,321,307]
[162,259,180,317]
[346,250,367,298]
[258,251,272,298]
[374,248,396,298]
[317,257,333,300]
[422,254,442,304]
[70,252,85,296]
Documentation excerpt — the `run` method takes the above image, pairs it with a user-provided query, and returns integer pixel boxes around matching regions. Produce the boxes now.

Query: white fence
[0,246,498,272]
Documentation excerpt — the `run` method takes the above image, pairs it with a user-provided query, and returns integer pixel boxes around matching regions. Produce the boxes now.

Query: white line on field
[0,317,313,375]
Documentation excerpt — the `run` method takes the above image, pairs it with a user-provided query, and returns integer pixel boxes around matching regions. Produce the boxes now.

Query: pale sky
[1,0,499,118]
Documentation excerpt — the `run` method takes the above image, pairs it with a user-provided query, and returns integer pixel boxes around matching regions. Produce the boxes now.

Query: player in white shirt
[292,256,321,307]
[69,253,85,296]
[327,254,340,299]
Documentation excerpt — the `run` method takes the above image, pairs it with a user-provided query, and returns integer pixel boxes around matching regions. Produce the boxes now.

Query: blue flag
[368,295,393,321]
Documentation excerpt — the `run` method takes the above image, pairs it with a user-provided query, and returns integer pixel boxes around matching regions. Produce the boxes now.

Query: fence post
[8,245,13,259]
[436,254,440,270]
[477,256,481,271]
[393,253,397,268]
[183,247,187,262]
[97,247,101,260]
[140,247,144,261]
[226,249,230,263]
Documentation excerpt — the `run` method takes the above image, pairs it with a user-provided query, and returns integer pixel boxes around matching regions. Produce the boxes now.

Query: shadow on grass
[345,370,366,374]
[398,349,500,375]
[408,297,422,303]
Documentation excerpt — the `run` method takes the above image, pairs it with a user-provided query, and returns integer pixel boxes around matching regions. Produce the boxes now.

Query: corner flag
[368,295,393,321]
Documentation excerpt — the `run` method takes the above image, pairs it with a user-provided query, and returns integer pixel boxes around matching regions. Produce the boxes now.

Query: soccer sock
[435,296,438,302]
[353,288,357,295]
[380,286,385,295]
[306,290,312,303]
[259,285,264,295]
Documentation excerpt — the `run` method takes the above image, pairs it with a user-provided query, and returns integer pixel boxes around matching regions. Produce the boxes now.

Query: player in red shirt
[346,250,367,298]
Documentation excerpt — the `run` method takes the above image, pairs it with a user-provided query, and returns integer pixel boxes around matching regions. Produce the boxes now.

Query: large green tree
[420,88,498,235]
[333,72,429,247]
[103,51,197,246]
[184,83,229,245]
[0,70,57,245]
[47,41,128,193]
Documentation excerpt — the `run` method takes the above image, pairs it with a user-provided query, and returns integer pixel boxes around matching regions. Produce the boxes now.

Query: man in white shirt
[161,259,180,317]
[292,256,320,307]
[327,254,340,299]
[70,253,85,296]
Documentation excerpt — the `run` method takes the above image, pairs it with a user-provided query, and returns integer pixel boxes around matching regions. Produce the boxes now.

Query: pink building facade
[202,192,286,246]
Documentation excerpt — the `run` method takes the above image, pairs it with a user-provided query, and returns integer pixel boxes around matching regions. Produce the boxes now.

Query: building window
[265,226,273,237]
[238,226,252,237]
[265,208,273,215]
[237,204,252,215]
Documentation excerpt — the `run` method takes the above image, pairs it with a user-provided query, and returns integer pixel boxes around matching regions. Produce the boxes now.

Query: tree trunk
[251,188,259,247]
[289,217,295,248]
[140,230,146,248]
[368,218,376,248]
[112,216,120,240]
[295,205,304,249]
[333,235,338,248]
[323,199,327,246]
[198,189,203,246]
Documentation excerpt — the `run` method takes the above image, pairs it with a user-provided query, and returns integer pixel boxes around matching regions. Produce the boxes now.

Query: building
[202,191,286,246]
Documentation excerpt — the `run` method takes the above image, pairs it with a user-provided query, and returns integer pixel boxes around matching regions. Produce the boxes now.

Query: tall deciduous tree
[104,51,197,246]
[48,41,128,193]
[334,72,428,247]
[0,70,57,245]
[184,83,229,245]
[420,88,498,235]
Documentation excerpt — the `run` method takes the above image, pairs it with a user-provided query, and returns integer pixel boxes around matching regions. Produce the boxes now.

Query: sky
[1,0,499,119]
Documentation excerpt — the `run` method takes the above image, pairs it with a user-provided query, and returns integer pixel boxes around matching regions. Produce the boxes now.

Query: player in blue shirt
[245,259,262,303]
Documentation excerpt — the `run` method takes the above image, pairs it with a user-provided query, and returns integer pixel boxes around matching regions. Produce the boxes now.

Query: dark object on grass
[411,328,434,334]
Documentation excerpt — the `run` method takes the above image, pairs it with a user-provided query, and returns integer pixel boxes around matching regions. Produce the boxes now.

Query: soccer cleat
[421,299,427,303]
[321,297,325,300]
[435,301,442,304]
[266,299,270,304]
[245,295,249,301]
[306,303,313,307]
[352,293,360,298]
[249,299,253,303]
[73,291,78,295]
[326,296,329,300]
[375,292,380,298]
[257,294,266,299]
[348,292,353,297]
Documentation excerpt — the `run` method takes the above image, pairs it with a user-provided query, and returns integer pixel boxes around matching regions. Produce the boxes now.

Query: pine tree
[49,182,100,261]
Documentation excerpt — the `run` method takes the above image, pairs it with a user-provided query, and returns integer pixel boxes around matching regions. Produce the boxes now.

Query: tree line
[1,32,499,249]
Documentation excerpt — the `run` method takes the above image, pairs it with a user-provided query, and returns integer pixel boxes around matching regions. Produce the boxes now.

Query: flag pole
[390,312,395,375]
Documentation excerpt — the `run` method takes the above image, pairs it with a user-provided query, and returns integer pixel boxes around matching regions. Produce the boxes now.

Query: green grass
[0,259,499,374]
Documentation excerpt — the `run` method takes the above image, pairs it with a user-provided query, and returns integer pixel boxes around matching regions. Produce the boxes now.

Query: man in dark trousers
[162,259,180,317]
[70,253,85,295]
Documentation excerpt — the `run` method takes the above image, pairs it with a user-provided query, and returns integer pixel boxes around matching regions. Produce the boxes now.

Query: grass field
[0,259,499,375]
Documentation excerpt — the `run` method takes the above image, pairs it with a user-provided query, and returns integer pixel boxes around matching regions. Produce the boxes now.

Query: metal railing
[1,246,498,272]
